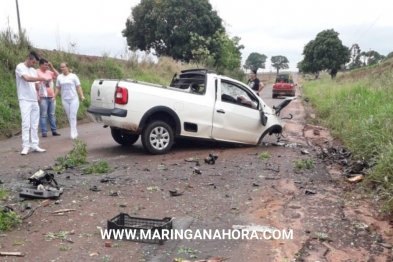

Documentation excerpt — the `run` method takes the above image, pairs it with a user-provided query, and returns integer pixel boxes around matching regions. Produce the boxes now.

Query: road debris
[105,241,111,247]
[51,209,76,214]
[89,252,99,257]
[19,188,63,199]
[100,178,116,183]
[347,174,364,183]
[185,157,199,163]
[28,170,60,189]
[90,185,101,192]
[0,252,25,257]
[193,167,202,175]
[173,257,229,262]
[205,153,218,164]
[305,189,317,195]
[169,189,184,197]
[380,243,392,249]
[108,191,119,196]
[301,149,310,155]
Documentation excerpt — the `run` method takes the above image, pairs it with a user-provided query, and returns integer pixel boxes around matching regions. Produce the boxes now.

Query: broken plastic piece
[19,188,62,199]
[205,153,218,164]
[347,174,364,183]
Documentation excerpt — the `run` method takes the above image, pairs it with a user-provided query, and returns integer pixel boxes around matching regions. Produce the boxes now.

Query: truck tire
[111,128,139,146]
[141,121,174,155]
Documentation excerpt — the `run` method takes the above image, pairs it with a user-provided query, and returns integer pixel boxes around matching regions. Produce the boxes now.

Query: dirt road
[0,84,392,262]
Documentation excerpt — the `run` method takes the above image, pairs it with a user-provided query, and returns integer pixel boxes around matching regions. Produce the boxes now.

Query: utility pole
[15,0,22,37]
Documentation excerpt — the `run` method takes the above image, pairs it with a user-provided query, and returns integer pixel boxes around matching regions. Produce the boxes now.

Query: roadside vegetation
[0,189,22,231]
[301,58,393,210]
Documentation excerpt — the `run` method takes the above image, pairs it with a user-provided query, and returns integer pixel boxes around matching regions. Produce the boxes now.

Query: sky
[1,0,392,71]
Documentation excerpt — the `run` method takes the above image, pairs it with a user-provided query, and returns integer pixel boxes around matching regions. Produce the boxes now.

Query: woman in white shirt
[53,62,85,139]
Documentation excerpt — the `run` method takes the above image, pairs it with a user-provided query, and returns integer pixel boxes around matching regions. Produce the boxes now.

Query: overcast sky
[1,0,392,71]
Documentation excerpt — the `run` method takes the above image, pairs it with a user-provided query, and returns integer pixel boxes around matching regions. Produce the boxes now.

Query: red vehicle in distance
[272,74,296,99]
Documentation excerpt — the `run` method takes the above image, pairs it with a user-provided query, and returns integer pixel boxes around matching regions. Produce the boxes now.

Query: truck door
[211,79,263,144]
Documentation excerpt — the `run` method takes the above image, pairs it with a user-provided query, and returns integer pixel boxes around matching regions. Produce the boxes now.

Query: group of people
[15,51,85,155]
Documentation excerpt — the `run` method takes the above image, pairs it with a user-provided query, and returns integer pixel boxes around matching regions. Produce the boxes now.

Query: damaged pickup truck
[87,69,295,154]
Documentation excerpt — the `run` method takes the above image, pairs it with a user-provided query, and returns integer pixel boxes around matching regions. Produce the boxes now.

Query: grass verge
[301,58,393,210]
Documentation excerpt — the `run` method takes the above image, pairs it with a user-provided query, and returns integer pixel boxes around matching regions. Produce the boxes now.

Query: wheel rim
[149,126,170,150]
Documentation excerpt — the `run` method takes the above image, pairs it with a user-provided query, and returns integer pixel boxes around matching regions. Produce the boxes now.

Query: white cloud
[1,0,392,71]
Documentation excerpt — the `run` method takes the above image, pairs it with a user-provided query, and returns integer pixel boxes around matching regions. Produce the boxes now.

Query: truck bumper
[87,107,127,123]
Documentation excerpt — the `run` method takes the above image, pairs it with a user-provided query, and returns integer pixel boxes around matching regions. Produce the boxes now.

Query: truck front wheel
[111,128,139,146]
[141,121,174,154]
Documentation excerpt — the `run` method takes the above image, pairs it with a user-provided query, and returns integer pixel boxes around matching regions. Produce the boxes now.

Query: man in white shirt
[15,51,51,155]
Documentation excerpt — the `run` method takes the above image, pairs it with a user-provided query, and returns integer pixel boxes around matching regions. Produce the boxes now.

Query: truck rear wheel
[111,128,139,146]
[141,121,174,154]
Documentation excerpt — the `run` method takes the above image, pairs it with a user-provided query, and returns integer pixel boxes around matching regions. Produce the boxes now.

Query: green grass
[0,189,22,231]
[84,160,111,174]
[301,58,393,210]
[293,159,314,169]
[258,152,271,160]
[54,139,88,170]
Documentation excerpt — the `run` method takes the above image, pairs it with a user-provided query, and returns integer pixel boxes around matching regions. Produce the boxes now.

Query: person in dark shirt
[247,69,264,96]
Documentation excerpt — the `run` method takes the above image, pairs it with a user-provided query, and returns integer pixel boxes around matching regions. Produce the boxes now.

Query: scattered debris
[313,129,320,135]
[90,186,101,192]
[41,200,50,207]
[301,149,310,155]
[347,174,364,183]
[19,188,63,199]
[305,189,317,195]
[0,252,25,257]
[119,204,127,208]
[193,167,202,175]
[108,191,119,196]
[264,162,280,173]
[185,157,199,163]
[380,243,392,249]
[28,170,60,189]
[169,189,184,197]
[105,241,111,247]
[143,168,150,171]
[89,252,99,257]
[205,153,218,164]
[232,225,278,233]
[173,257,229,262]
[51,209,76,214]
[252,182,260,187]
[100,178,116,183]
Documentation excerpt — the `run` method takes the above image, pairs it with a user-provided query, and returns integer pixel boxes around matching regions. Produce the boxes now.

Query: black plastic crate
[107,213,172,244]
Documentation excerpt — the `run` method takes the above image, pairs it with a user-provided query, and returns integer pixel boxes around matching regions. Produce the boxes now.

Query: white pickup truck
[87,69,295,154]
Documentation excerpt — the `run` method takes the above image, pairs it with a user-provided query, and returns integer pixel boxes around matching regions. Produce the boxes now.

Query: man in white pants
[16,51,51,155]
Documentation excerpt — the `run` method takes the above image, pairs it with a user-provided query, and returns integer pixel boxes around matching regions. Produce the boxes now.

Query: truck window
[170,73,206,95]
[220,81,258,109]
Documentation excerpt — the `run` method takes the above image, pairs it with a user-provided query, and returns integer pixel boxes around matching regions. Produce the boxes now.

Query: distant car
[272,74,296,98]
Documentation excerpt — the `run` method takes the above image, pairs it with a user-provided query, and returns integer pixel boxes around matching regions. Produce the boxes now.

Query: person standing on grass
[53,62,85,140]
[15,51,51,155]
[247,69,265,96]
[37,58,61,137]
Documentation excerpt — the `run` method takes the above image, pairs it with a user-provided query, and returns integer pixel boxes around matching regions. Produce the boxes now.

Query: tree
[271,55,289,74]
[386,51,393,59]
[122,0,224,62]
[189,29,244,71]
[244,52,267,71]
[302,29,350,78]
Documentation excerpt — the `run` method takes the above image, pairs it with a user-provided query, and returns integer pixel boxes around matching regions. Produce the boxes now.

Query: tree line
[122,0,392,78]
